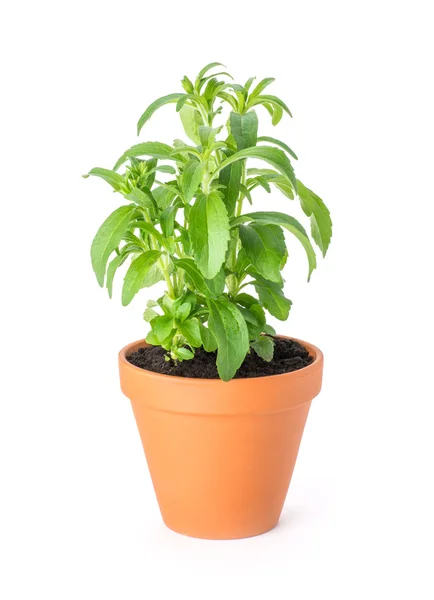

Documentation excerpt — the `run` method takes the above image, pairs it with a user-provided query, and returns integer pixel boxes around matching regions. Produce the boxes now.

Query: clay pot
[119,336,323,539]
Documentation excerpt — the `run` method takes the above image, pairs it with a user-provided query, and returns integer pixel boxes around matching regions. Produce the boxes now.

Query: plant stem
[225,164,248,298]
[202,169,211,195]
[237,280,253,292]
[235,162,246,217]
[163,257,176,298]
[142,208,176,298]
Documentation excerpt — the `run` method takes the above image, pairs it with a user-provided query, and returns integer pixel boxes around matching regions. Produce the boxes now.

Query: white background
[1,0,433,598]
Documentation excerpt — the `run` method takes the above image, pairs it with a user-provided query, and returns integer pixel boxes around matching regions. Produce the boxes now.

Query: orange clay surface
[119,337,323,539]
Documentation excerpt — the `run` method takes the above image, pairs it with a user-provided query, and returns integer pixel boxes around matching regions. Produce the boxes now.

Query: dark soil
[127,337,313,379]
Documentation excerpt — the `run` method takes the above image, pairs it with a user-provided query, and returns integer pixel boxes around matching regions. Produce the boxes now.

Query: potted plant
[84,62,332,539]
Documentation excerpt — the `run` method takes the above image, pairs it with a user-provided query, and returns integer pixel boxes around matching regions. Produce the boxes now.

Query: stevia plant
[84,62,332,381]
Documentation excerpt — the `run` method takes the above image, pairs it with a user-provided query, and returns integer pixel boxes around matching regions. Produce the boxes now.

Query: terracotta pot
[119,336,323,540]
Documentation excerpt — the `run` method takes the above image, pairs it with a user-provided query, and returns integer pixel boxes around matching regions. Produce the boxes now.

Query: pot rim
[119,335,323,386]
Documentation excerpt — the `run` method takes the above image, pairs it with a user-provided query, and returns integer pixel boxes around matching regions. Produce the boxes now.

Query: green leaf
[248,94,292,117]
[234,248,251,276]
[176,94,193,112]
[137,93,184,134]
[114,142,175,171]
[200,71,233,85]
[250,303,266,330]
[239,303,266,339]
[198,126,220,149]
[238,306,259,326]
[140,263,164,289]
[247,175,271,194]
[160,205,179,238]
[252,276,292,320]
[181,160,204,202]
[189,191,230,279]
[244,76,256,91]
[152,185,178,210]
[229,111,258,150]
[199,323,218,352]
[227,87,246,112]
[147,327,173,352]
[209,142,229,155]
[271,104,283,126]
[208,297,249,381]
[83,167,125,190]
[235,293,257,308]
[106,252,128,298]
[213,146,297,193]
[146,330,160,346]
[226,83,247,95]
[195,62,226,88]
[173,290,196,312]
[125,188,157,214]
[178,317,202,347]
[239,223,286,283]
[123,231,142,247]
[175,258,218,298]
[121,250,162,306]
[249,77,276,99]
[130,221,165,246]
[297,180,333,256]
[257,136,298,160]
[174,347,195,360]
[171,143,202,160]
[263,323,276,336]
[233,211,317,280]
[216,91,238,111]
[204,78,224,103]
[218,152,242,215]
[175,302,191,322]
[155,165,177,174]
[205,267,226,297]
[251,336,274,362]
[152,315,174,342]
[160,293,174,315]
[181,76,194,93]
[247,168,294,199]
[260,102,283,125]
[179,105,204,144]
[143,307,158,322]
[91,205,136,286]
[143,158,158,188]
[239,183,252,204]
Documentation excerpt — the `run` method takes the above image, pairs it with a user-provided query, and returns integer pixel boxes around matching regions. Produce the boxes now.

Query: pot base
[163,519,279,540]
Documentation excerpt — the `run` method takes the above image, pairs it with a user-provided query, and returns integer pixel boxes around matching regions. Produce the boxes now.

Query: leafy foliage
[84,63,332,381]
